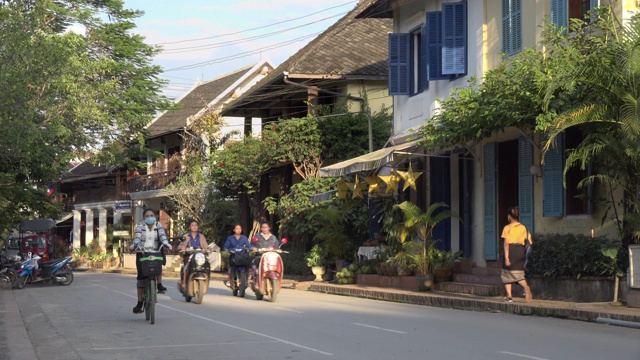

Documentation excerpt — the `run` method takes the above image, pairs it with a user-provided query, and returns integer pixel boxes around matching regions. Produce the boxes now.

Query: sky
[125,0,360,101]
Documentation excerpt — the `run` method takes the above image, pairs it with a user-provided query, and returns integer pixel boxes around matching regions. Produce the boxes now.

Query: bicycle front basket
[139,251,163,277]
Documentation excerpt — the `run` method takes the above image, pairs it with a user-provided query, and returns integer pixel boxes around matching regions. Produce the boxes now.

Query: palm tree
[393,201,455,276]
[542,10,640,242]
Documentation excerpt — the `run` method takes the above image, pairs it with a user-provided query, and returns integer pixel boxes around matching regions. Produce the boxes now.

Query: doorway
[497,140,519,241]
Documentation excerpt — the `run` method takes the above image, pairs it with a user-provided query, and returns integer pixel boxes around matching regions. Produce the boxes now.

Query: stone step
[469,267,502,276]
[453,273,503,286]
[435,282,504,297]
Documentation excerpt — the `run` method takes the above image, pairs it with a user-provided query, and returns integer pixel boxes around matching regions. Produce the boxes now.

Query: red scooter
[248,237,288,302]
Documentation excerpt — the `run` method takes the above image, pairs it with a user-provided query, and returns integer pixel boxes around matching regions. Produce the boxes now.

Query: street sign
[115,200,132,210]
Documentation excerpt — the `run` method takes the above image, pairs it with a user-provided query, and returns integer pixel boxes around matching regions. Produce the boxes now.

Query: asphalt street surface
[2,272,639,360]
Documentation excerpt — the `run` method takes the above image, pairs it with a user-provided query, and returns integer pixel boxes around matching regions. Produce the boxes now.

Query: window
[410,27,425,95]
[388,1,467,95]
[542,129,592,217]
[502,0,522,56]
[551,0,600,29]
[564,128,592,215]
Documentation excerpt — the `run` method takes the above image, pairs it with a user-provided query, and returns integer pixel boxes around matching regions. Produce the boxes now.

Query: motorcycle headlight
[194,252,206,266]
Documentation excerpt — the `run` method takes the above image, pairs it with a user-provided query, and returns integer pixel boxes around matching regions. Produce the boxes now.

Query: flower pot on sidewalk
[311,266,326,282]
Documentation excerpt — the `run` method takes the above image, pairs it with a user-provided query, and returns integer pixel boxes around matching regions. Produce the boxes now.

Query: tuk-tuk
[18,219,56,262]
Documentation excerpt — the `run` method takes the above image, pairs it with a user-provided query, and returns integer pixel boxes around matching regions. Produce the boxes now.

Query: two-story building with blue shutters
[347,0,637,267]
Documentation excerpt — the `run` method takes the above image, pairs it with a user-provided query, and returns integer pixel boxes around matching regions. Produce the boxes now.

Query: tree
[541,10,640,243]
[0,0,169,230]
[166,109,239,242]
[272,116,323,180]
[317,100,393,161]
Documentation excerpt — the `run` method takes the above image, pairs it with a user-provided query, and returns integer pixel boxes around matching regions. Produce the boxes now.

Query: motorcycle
[248,238,288,302]
[14,253,73,289]
[177,247,211,304]
[227,248,251,297]
[0,254,20,288]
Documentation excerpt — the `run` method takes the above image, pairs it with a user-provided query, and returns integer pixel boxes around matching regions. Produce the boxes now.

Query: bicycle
[136,248,165,325]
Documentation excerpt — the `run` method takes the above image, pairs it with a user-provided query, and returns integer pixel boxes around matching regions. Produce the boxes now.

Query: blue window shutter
[543,133,564,217]
[483,143,498,260]
[420,24,429,91]
[502,0,522,56]
[512,0,522,53]
[388,33,410,95]
[518,136,534,233]
[427,11,446,80]
[550,0,567,30]
[502,0,511,55]
[442,1,467,75]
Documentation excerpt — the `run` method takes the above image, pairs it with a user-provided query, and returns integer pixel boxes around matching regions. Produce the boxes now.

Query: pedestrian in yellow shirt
[501,206,533,302]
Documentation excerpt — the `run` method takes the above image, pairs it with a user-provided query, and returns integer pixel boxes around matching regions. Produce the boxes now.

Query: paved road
[4,272,640,360]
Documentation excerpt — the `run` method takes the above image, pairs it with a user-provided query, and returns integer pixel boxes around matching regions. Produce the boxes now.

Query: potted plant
[387,250,415,276]
[431,249,461,283]
[312,205,354,271]
[393,201,455,291]
[305,244,327,282]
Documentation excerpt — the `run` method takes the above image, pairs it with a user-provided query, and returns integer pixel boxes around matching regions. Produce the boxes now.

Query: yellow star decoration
[396,163,423,191]
[337,181,350,199]
[378,173,401,195]
[352,179,366,199]
[363,175,382,194]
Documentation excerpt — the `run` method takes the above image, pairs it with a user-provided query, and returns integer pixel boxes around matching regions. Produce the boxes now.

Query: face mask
[145,217,156,225]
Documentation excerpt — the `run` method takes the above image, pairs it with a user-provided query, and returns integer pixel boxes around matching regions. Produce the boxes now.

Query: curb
[308,284,640,326]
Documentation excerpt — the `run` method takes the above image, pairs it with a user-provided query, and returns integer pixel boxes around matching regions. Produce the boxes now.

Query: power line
[163,32,321,72]
[162,13,345,54]
[152,1,357,46]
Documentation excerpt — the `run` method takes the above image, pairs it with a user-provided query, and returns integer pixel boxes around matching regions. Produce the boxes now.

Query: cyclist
[129,208,172,314]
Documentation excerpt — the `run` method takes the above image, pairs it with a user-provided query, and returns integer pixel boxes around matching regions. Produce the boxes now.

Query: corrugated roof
[145,65,254,138]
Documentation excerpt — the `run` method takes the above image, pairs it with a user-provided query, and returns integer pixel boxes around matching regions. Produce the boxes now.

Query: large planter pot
[433,267,453,283]
[311,266,326,282]
[416,273,434,291]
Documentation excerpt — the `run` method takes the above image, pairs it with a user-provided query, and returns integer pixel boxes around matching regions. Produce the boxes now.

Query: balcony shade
[319,140,420,178]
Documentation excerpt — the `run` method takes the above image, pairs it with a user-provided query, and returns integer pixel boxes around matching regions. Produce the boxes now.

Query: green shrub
[527,233,625,278]
[281,248,312,276]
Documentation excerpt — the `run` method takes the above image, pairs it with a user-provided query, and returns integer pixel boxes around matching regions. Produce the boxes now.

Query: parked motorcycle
[248,238,288,302]
[14,253,73,289]
[177,247,211,304]
[0,254,20,288]
[228,248,251,297]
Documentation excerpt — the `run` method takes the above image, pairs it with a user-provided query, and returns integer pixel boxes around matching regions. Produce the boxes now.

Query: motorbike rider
[223,224,250,286]
[177,219,209,288]
[250,221,280,268]
[129,208,172,314]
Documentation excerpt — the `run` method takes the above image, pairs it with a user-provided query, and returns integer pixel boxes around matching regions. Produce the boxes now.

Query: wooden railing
[129,169,182,193]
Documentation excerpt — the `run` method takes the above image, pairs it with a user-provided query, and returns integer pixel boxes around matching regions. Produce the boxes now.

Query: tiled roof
[222,0,391,114]
[285,0,391,77]
[145,65,254,138]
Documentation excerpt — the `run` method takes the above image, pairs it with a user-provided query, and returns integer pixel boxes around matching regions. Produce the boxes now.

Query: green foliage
[0,0,169,230]
[271,116,323,179]
[281,248,312,276]
[526,233,626,278]
[391,201,456,275]
[312,201,367,261]
[208,133,277,197]
[263,177,338,238]
[317,100,393,162]
[305,244,327,267]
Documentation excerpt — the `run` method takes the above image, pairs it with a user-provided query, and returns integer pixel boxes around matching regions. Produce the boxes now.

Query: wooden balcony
[129,169,182,193]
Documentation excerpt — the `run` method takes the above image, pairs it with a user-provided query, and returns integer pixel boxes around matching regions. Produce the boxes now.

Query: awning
[319,140,420,178]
